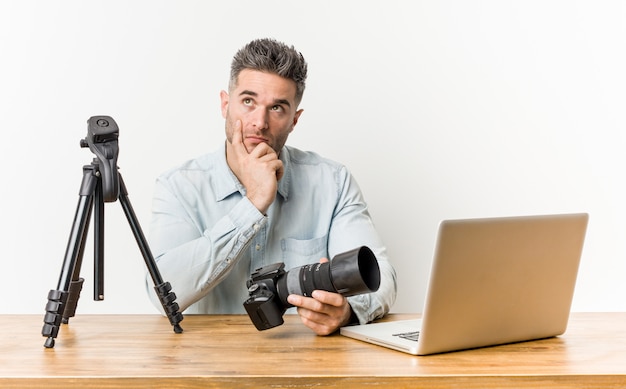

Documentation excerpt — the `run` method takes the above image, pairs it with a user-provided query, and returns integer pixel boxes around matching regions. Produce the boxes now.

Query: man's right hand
[227,120,284,214]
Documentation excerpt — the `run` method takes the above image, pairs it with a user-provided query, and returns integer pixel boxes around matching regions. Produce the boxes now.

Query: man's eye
[243,98,252,105]
[271,105,283,112]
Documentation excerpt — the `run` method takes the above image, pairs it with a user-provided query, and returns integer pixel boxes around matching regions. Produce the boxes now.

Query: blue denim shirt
[146,142,397,324]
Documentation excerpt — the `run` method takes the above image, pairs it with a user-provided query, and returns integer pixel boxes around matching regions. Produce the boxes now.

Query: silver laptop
[341,213,588,355]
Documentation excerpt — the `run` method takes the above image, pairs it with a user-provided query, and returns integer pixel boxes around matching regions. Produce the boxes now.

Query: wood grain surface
[1,313,625,388]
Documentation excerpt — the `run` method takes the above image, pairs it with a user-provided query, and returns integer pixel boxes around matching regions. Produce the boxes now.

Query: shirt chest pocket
[280,235,328,266]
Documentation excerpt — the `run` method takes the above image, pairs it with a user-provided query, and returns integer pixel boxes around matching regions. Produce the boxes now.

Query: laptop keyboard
[393,331,420,342]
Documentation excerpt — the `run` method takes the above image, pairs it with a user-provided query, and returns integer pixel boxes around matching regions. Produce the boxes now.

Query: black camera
[243,246,381,331]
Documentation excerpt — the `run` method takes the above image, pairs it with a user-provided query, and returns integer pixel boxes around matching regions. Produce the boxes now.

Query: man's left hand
[287,289,353,336]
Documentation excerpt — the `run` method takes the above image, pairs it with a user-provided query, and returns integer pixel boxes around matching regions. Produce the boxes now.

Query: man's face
[221,69,303,154]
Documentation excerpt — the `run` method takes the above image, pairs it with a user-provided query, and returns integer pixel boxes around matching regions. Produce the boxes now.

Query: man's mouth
[245,136,269,144]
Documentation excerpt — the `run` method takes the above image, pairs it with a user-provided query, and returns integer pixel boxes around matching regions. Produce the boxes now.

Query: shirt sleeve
[145,175,266,313]
[328,166,398,324]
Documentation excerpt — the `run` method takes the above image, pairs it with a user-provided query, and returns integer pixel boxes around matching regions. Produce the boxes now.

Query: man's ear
[220,90,229,119]
[290,108,304,133]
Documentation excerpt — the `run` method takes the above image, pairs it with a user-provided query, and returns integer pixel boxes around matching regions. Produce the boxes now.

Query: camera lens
[330,246,381,295]
[277,246,380,307]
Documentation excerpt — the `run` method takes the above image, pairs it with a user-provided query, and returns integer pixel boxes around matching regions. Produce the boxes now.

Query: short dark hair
[229,38,308,106]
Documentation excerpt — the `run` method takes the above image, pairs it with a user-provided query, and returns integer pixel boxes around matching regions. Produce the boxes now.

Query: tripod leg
[94,176,105,301]
[42,165,98,348]
[117,173,183,333]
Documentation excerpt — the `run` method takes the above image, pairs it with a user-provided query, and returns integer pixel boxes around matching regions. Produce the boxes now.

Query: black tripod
[41,116,183,348]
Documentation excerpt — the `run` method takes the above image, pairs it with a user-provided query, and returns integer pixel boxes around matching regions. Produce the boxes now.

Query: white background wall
[1,0,624,315]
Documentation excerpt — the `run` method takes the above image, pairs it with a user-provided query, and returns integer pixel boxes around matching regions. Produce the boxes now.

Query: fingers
[229,119,278,161]
[225,119,283,213]
[229,120,283,178]
[229,120,247,154]
[288,291,344,310]
[244,138,283,181]
[232,121,280,166]
[275,160,285,181]
[288,291,351,336]
[311,290,345,307]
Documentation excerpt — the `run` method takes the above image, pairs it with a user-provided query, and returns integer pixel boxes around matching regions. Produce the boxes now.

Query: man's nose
[249,108,269,130]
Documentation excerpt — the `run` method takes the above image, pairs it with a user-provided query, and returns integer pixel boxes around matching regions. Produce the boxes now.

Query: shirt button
[253,224,260,232]
[255,244,261,251]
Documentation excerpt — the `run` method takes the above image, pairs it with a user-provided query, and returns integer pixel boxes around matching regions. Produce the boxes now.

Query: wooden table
[1,313,625,388]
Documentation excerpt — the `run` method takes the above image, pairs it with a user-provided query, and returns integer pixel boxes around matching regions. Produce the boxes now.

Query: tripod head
[80,116,119,202]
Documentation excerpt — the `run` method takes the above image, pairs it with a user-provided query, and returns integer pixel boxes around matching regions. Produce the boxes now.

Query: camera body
[243,246,381,331]
[243,262,290,330]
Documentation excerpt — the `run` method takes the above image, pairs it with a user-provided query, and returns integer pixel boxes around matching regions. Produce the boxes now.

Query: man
[146,38,396,335]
